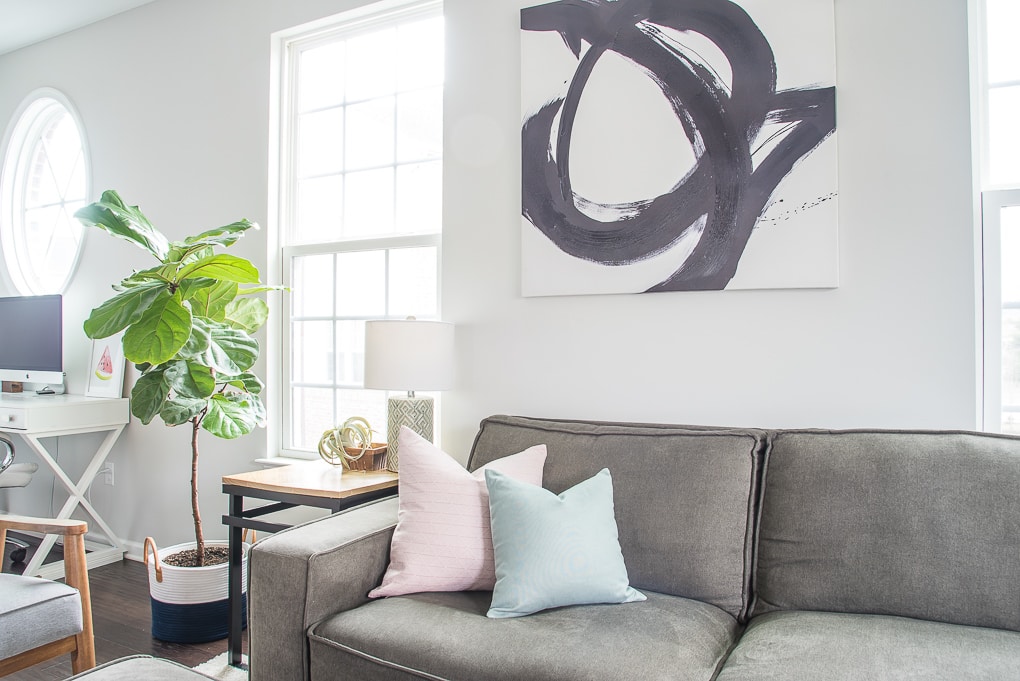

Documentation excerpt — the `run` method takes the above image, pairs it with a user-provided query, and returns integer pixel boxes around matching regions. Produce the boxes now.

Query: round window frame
[0,88,91,295]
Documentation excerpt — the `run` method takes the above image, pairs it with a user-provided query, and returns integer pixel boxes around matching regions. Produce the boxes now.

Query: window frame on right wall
[976,0,1020,432]
[981,189,1020,432]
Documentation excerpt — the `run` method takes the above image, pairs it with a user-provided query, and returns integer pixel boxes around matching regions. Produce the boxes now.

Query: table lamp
[364,318,455,471]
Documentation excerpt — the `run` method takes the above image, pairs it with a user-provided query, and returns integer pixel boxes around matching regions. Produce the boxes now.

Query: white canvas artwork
[521,0,838,296]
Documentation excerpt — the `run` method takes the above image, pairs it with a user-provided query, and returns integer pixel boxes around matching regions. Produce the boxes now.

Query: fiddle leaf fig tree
[75,190,281,567]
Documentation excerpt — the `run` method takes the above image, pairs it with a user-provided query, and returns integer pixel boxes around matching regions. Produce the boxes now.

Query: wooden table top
[222,461,398,499]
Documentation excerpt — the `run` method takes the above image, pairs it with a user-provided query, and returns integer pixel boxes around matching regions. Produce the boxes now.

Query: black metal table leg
[220,469,398,671]
[228,492,245,668]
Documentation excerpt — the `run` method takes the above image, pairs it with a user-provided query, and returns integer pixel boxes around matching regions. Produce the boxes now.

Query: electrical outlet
[102,463,115,486]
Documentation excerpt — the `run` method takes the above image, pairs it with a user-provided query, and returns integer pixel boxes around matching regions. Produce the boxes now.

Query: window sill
[253,456,317,467]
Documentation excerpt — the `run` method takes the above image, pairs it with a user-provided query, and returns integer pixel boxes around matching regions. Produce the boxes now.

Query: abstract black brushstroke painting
[520,0,838,295]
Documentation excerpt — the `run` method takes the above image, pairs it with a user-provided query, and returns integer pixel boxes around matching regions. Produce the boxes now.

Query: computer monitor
[0,294,64,390]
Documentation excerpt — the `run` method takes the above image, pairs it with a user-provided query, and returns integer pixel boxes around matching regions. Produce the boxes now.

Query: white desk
[0,394,130,579]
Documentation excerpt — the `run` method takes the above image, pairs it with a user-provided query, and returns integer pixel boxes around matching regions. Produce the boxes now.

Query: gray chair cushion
[754,429,1020,631]
[0,573,82,658]
[467,415,765,621]
[716,611,1020,681]
[66,654,215,679]
[311,590,739,681]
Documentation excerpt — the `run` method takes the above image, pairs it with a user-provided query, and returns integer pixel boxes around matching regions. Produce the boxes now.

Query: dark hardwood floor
[3,536,247,680]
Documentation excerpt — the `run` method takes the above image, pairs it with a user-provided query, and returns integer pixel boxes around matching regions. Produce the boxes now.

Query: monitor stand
[1,379,65,396]
[31,382,65,395]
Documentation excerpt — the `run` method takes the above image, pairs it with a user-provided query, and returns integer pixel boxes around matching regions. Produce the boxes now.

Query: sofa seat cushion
[310,590,739,681]
[0,573,83,658]
[715,611,1020,681]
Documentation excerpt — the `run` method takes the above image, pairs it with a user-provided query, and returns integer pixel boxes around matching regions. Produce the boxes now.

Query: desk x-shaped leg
[19,425,126,579]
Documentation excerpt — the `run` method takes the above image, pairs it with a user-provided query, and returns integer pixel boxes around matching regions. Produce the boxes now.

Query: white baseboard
[122,537,145,562]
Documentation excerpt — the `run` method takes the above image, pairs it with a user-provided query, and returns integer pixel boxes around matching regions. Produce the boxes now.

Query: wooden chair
[0,515,96,677]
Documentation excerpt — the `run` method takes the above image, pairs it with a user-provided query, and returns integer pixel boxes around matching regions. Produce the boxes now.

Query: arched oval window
[0,89,89,295]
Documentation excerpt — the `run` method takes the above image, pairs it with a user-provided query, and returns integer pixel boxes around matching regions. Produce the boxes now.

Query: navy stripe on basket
[150,595,247,644]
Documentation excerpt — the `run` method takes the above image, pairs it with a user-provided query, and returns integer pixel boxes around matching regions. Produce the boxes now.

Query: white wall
[0,0,978,552]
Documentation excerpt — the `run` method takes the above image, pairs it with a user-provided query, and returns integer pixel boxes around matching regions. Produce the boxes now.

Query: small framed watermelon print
[85,333,125,398]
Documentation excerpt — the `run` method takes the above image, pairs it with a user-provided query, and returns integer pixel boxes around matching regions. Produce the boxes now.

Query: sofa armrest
[247,496,397,681]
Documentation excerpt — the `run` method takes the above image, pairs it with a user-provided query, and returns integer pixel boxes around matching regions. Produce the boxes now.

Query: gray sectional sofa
[248,415,1020,680]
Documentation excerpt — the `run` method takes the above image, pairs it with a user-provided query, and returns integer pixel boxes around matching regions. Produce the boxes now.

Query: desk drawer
[0,396,128,433]
[0,408,26,429]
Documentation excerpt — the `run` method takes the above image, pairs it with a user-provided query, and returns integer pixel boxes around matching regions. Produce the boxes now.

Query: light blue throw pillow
[484,467,645,618]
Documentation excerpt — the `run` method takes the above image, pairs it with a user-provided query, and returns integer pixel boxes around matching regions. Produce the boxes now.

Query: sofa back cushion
[468,415,765,621]
[754,429,1020,632]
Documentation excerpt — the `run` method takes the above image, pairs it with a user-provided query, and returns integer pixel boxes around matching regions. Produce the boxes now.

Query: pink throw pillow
[368,427,546,597]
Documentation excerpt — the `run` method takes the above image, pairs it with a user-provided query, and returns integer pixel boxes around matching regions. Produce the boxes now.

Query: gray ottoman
[66,655,216,679]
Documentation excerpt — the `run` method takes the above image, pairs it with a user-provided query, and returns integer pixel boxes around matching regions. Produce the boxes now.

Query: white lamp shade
[364,319,455,392]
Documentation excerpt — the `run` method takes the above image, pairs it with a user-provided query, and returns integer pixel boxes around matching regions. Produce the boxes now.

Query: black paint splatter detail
[758,192,838,225]
[521,0,836,292]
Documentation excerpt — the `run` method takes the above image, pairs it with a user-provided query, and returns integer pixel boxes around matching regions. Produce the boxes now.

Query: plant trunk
[191,416,205,567]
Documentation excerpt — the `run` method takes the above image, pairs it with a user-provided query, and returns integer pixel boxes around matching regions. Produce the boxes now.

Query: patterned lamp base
[386,395,434,471]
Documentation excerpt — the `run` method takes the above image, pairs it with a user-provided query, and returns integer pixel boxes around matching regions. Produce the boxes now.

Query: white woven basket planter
[144,539,249,643]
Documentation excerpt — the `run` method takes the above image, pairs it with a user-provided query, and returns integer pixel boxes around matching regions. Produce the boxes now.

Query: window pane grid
[987,0,1020,84]
[281,3,443,456]
[983,0,1020,189]
[987,85,1020,186]
[283,242,440,454]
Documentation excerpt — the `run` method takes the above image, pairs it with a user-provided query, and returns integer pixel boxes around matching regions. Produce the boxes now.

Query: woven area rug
[192,652,248,681]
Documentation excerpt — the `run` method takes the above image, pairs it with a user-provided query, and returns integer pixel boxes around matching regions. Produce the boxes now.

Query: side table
[221,463,398,668]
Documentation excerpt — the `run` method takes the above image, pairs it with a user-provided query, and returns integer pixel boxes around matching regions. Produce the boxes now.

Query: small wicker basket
[342,443,388,471]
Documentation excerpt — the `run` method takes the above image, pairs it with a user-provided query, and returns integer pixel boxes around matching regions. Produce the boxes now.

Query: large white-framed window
[977,0,1020,432]
[0,89,89,295]
[273,0,444,458]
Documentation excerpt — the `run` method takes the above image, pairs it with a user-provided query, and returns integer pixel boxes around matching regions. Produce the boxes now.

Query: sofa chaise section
[720,429,1020,680]
[715,610,1020,681]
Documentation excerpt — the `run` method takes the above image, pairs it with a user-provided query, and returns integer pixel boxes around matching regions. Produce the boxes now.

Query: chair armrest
[0,514,87,536]
[248,496,397,681]
[0,515,90,589]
